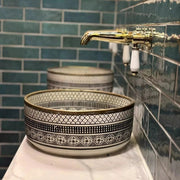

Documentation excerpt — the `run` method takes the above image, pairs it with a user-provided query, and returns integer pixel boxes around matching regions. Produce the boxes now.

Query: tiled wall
[0,0,116,178]
[0,0,180,179]
[114,0,180,180]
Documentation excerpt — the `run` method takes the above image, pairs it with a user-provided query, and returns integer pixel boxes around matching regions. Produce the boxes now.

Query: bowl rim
[24,89,135,115]
[47,66,114,76]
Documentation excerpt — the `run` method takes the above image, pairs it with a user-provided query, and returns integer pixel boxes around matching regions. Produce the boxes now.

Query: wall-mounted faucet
[80,27,154,49]
[80,27,179,75]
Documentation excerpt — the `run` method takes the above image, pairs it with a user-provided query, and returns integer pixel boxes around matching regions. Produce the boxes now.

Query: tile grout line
[157,91,161,122]
[100,12,103,24]
[113,0,118,28]
[1,20,3,32]
[169,140,172,164]
[39,48,41,60]
[23,8,25,21]
[79,0,81,10]
[174,65,179,99]
[76,49,79,60]
[40,0,43,9]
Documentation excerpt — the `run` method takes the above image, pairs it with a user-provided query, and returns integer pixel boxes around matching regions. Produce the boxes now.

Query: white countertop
[3,136,152,180]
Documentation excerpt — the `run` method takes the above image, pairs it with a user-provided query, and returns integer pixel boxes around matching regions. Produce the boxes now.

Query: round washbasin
[24,89,134,157]
[47,66,114,92]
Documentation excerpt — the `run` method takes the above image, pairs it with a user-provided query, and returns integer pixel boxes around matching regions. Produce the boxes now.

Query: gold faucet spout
[80,28,153,48]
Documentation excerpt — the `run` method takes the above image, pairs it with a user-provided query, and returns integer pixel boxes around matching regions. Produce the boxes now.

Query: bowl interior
[25,90,134,112]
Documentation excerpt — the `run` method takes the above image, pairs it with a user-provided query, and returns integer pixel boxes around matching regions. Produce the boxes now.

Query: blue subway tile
[1,145,19,156]
[25,9,62,22]
[100,42,109,49]
[114,75,128,95]
[0,157,13,167]
[143,82,160,119]
[0,109,19,119]
[2,120,25,131]
[0,7,23,19]
[79,50,112,61]
[0,132,19,142]
[146,138,156,179]
[133,120,156,179]
[25,35,60,47]
[0,84,20,95]
[165,25,180,63]
[155,0,180,23]
[0,169,6,179]
[0,59,21,70]
[0,34,22,45]
[160,94,180,147]
[64,12,100,23]
[41,48,76,59]
[165,45,180,63]
[40,73,47,83]
[140,52,153,77]
[3,0,40,8]
[117,13,126,24]
[143,2,157,16]
[43,0,79,10]
[19,132,25,142]
[127,85,136,100]
[3,47,39,58]
[157,159,171,180]
[149,113,170,170]
[102,13,114,24]
[81,0,115,12]
[152,26,166,57]
[2,96,24,107]
[126,74,144,101]
[23,85,46,95]
[170,143,180,180]
[3,72,38,83]
[99,63,111,70]
[42,23,78,35]
[63,36,98,49]
[129,0,142,6]
[133,3,144,13]
[4,21,40,33]
[133,121,147,160]
[142,107,149,134]
[117,1,130,11]
[177,66,180,104]
[20,108,24,118]
[24,60,59,71]
[152,57,177,98]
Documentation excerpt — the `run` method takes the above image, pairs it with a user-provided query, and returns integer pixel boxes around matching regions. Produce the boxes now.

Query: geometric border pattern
[25,116,133,134]
[24,105,134,125]
[26,125,132,148]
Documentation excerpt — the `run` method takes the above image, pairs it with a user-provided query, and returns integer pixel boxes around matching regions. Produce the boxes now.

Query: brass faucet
[80,27,171,49]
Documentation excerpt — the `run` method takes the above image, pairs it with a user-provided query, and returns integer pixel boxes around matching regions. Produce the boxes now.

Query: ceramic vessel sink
[24,89,134,157]
[47,66,114,92]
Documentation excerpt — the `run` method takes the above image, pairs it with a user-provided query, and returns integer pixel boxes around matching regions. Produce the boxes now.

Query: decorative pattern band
[24,105,134,125]
[26,126,132,148]
[25,116,133,134]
